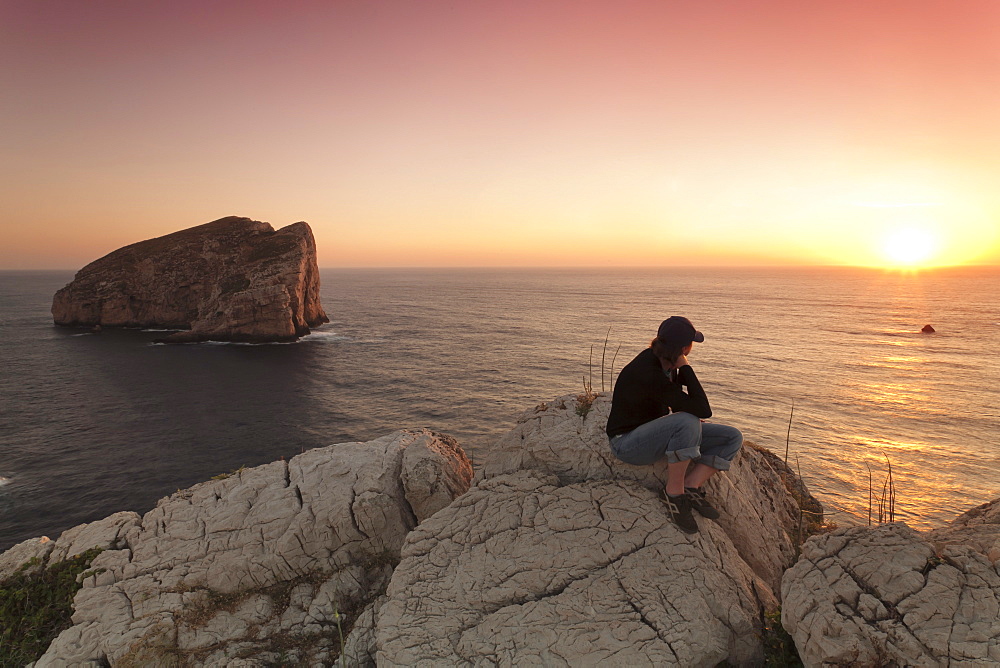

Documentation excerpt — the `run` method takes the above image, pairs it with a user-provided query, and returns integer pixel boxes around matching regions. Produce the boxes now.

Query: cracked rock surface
[375,470,778,667]
[0,511,138,581]
[781,518,1000,667]
[25,430,471,666]
[476,393,820,593]
[928,496,1000,566]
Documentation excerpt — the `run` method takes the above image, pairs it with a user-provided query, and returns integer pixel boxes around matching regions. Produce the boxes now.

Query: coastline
[3,266,999,550]
[4,393,998,666]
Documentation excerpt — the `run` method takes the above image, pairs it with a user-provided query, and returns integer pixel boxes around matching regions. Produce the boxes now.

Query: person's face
[682,343,694,356]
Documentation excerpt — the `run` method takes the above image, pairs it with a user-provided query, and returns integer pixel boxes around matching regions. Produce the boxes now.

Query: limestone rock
[376,470,778,667]
[33,430,472,666]
[47,511,141,564]
[0,536,53,581]
[339,595,386,668]
[781,521,1000,667]
[476,393,821,593]
[51,216,329,343]
[0,511,134,582]
[927,496,1000,565]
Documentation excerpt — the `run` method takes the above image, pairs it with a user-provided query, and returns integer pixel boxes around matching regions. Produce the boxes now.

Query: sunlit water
[2,267,998,550]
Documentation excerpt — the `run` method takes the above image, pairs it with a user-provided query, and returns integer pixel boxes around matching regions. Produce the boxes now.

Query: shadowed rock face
[51,216,329,343]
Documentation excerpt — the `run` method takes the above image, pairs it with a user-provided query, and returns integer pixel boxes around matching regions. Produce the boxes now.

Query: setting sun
[881,227,939,267]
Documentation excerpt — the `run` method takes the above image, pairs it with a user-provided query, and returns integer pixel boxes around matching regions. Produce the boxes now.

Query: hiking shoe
[661,491,698,534]
[685,487,721,519]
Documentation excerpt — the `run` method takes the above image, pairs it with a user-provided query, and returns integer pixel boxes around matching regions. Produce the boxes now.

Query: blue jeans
[609,412,743,470]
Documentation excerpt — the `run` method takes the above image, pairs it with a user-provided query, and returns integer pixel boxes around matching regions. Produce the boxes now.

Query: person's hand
[673,354,689,369]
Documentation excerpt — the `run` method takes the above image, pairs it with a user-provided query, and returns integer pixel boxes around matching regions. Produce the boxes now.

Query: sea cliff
[51,216,328,343]
[3,394,998,666]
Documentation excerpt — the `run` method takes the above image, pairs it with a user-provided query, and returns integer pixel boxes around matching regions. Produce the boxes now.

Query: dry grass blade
[869,452,898,524]
[866,462,873,526]
[610,343,621,389]
[588,344,595,396]
[783,401,794,467]
[600,326,611,393]
[795,454,804,547]
[884,453,895,523]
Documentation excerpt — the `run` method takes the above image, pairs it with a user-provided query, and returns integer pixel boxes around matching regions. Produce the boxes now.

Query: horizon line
[4,263,1000,272]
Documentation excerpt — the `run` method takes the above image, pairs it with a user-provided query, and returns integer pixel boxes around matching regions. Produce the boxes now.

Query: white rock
[781,521,1000,667]
[33,622,103,668]
[476,393,818,593]
[402,430,477,521]
[927,496,1000,565]
[376,470,777,667]
[306,563,392,629]
[48,511,141,564]
[34,429,471,666]
[0,536,53,580]
[340,594,386,667]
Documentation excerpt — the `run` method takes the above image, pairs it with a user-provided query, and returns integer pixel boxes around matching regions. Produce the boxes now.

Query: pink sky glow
[2,0,999,268]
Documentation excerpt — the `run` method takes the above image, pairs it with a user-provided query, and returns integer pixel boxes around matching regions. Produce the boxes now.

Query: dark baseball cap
[656,316,704,346]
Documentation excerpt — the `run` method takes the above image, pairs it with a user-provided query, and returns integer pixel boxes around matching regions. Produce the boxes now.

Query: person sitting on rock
[605,316,743,533]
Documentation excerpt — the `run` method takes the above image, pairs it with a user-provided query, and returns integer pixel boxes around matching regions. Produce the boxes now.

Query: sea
[2,267,998,551]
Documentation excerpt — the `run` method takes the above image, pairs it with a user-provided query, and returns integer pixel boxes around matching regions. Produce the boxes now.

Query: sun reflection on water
[873,338,921,348]
[854,435,927,454]
[849,377,949,418]
[844,436,942,527]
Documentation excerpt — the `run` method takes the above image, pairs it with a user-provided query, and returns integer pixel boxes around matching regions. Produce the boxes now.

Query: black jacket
[605,348,712,437]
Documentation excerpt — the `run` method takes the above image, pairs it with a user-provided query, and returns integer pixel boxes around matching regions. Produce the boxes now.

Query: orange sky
[2,0,999,269]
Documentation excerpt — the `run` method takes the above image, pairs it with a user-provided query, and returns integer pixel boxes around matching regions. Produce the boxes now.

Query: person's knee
[704,424,742,460]
[673,411,702,432]
[723,426,743,456]
[670,412,703,449]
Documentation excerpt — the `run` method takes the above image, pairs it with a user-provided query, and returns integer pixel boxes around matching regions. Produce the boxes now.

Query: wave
[0,476,11,487]
[205,340,298,347]
[147,328,350,346]
[300,328,386,344]
[301,331,351,343]
[149,340,299,347]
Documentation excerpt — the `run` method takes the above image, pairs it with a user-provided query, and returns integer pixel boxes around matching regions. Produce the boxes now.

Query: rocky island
[3,395,998,666]
[51,216,329,343]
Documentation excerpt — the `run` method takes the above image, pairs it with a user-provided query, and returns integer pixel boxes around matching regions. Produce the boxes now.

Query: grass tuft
[0,548,104,666]
[577,350,599,418]
[760,609,803,667]
[866,453,897,524]
[575,383,597,419]
[211,464,246,481]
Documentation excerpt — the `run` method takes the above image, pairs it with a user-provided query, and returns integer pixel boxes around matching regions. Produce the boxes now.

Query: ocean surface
[2,267,999,551]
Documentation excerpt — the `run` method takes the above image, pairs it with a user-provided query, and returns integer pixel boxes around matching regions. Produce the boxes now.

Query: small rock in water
[921,324,935,333]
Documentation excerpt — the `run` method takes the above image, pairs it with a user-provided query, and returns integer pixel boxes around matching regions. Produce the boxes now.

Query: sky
[2,0,1000,269]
